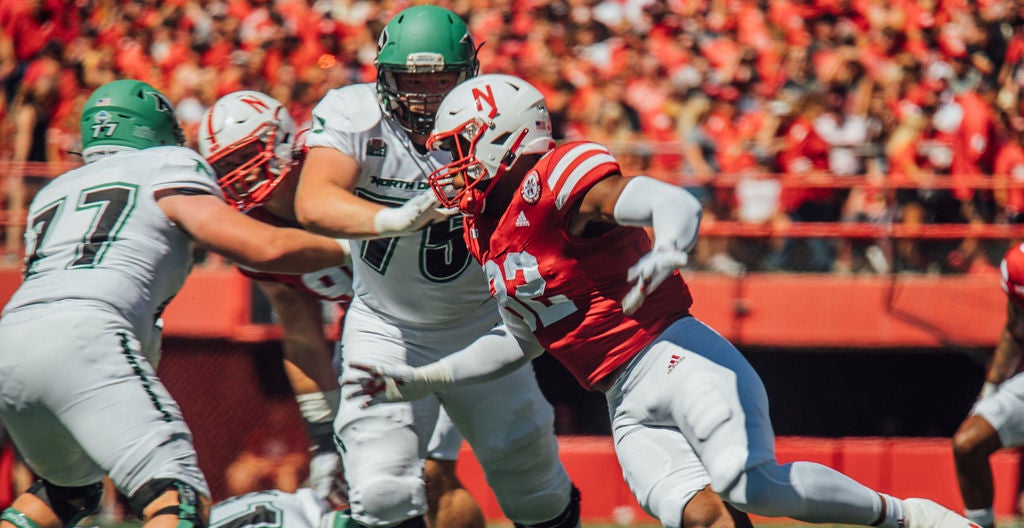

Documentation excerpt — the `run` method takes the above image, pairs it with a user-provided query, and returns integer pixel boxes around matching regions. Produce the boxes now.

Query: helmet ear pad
[80,79,184,158]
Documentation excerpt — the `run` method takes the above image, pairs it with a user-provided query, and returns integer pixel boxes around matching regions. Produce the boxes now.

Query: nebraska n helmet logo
[239,95,271,112]
[471,85,497,119]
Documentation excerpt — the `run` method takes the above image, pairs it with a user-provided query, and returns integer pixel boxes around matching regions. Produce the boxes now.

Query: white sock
[876,494,906,528]
[964,507,994,528]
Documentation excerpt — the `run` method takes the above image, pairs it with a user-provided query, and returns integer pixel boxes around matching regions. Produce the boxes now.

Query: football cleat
[901,498,981,528]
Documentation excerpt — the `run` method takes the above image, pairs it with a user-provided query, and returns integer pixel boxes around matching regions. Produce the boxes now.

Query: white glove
[346,362,449,407]
[372,190,455,237]
[621,249,690,316]
[307,451,344,503]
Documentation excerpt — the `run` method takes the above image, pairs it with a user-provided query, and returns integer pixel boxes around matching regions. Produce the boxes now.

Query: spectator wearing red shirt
[770,91,840,272]
[993,115,1024,224]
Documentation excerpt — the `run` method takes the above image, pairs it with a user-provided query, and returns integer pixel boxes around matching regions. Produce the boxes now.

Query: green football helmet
[375,5,479,135]
[80,79,185,159]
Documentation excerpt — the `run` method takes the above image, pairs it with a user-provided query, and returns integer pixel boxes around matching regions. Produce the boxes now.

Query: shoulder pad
[310,84,382,136]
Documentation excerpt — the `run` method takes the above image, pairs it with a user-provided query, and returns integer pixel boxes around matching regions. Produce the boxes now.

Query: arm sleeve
[414,313,545,386]
[612,176,703,251]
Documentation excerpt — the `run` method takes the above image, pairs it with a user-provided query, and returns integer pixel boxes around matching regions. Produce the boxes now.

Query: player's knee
[952,418,998,462]
[704,447,749,496]
[679,487,735,528]
[20,480,103,528]
[128,479,209,528]
[478,447,564,521]
[358,475,425,526]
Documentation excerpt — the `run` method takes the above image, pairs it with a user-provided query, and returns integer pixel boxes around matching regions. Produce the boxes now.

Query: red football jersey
[240,207,354,306]
[463,141,693,390]
[1001,243,1024,307]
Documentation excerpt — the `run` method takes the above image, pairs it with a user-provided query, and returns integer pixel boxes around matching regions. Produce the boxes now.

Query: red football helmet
[199,91,300,211]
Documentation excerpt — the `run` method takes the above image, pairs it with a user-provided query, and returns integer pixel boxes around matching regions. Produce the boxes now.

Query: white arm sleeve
[413,314,545,386]
[612,176,703,251]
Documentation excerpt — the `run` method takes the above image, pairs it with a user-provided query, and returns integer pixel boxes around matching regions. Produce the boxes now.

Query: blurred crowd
[3,0,1024,274]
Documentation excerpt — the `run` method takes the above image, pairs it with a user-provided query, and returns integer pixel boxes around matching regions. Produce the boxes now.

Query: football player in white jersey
[293,6,579,528]
[953,242,1024,528]
[0,79,348,528]
[349,74,981,528]
[199,90,484,527]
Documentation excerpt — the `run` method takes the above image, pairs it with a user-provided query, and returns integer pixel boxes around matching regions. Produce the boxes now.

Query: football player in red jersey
[953,242,1024,528]
[199,91,484,528]
[350,74,978,528]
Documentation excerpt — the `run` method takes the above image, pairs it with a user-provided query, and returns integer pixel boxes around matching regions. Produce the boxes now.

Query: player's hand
[346,363,432,406]
[373,190,456,237]
[622,249,689,316]
[308,451,344,503]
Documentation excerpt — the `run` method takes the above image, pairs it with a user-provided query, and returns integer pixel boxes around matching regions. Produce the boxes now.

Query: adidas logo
[667,354,683,374]
[515,211,530,227]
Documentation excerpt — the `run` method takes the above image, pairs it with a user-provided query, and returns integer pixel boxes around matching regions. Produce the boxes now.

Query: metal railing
[2,160,1020,274]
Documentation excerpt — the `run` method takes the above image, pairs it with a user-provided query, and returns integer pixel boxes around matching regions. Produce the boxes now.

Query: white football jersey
[306,84,494,326]
[2,146,221,342]
[210,488,331,528]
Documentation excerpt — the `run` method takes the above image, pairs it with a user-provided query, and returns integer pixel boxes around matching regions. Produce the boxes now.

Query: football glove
[307,451,345,505]
[346,362,452,407]
[373,190,455,237]
[621,248,689,316]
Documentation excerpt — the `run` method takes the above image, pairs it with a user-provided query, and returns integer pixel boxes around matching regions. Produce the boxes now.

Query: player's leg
[335,300,433,528]
[429,319,577,528]
[256,281,343,502]
[623,316,972,528]
[423,460,482,528]
[0,312,210,528]
[423,409,484,528]
[952,374,1024,528]
[128,480,208,528]
[65,326,210,528]
[0,313,112,528]
[607,421,739,528]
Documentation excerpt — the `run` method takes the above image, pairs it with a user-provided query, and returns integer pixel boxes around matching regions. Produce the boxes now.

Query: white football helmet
[426,74,554,211]
[199,90,298,211]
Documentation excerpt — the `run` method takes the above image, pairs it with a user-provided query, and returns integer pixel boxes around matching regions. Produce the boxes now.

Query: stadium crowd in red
[2,0,1024,273]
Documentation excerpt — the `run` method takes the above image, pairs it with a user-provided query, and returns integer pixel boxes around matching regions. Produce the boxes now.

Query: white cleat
[901,499,982,528]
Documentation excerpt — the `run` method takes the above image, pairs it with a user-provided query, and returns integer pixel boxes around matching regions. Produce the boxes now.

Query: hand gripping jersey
[1001,242,1024,306]
[463,142,694,389]
[305,84,494,326]
[3,146,221,341]
[239,207,354,306]
[210,488,332,528]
